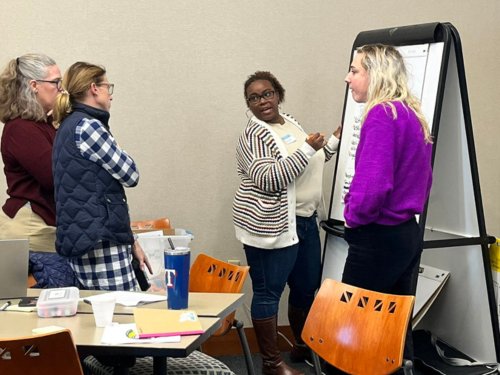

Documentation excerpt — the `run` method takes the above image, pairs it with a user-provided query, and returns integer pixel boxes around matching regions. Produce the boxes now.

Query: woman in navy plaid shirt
[52,62,152,291]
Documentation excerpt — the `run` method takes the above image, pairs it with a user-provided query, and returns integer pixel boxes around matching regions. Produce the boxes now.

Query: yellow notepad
[133,309,204,339]
[6,304,37,313]
[32,326,66,335]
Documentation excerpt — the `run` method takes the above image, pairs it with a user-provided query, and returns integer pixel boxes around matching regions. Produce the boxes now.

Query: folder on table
[133,308,204,339]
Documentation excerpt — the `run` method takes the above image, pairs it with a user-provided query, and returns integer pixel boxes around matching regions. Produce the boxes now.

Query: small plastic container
[36,287,80,318]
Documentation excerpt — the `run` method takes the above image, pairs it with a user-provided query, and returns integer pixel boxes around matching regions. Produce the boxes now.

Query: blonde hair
[52,62,106,128]
[0,53,57,123]
[357,44,432,144]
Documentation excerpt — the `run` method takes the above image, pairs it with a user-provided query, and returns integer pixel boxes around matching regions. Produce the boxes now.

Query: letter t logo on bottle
[165,269,177,288]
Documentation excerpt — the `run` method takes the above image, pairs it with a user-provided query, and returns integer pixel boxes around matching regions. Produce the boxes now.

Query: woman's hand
[131,240,153,274]
[306,133,326,151]
[333,124,342,139]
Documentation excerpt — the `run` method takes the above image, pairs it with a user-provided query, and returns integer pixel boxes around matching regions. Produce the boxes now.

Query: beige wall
[1,1,499,326]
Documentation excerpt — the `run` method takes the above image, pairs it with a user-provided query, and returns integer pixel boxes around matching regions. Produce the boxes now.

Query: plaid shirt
[68,118,139,291]
[77,118,139,187]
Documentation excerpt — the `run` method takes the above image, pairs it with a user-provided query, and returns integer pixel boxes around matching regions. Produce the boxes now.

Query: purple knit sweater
[344,101,433,228]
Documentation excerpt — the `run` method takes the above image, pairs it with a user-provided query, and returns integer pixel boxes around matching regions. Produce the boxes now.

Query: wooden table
[0,311,220,375]
[25,289,244,319]
[1,290,246,375]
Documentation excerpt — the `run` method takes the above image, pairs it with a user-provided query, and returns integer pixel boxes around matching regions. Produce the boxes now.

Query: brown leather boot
[252,316,305,375]
[288,304,312,363]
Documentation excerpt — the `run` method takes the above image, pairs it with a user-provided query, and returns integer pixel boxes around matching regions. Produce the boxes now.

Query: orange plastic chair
[130,218,171,230]
[190,254,249,335]
[302,279,415,375]
[189,254,254,375]
[0,329,83,375]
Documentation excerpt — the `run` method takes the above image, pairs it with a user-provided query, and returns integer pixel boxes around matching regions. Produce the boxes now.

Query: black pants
[326,217,423,375]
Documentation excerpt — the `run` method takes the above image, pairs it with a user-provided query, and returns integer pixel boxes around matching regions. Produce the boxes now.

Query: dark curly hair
[243,71,285,105]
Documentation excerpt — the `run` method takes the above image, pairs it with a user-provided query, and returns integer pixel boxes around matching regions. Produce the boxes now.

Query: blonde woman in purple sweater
[329,44,433,375]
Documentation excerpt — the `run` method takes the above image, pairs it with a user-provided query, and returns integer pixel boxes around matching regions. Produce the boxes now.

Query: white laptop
[0,239,29,299]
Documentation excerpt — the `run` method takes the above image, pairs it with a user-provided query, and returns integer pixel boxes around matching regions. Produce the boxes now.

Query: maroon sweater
[1,117,56,226]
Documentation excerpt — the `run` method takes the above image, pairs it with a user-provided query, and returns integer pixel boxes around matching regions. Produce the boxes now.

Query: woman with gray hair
[0,53,62,252]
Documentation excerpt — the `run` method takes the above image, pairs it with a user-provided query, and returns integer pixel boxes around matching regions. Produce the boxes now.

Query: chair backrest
[302,279,415,375]
[0,329,83,375]
[130,218,171,230]
[189,254,249,336]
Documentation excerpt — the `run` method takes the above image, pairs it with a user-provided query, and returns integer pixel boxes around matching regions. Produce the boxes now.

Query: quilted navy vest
[53,103,134,259]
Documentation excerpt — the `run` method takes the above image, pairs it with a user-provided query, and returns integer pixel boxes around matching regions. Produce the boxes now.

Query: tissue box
[36,287,79,318]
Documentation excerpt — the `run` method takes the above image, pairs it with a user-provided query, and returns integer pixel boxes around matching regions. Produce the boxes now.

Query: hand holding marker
[308,134,325,139]
[307,133,326,151]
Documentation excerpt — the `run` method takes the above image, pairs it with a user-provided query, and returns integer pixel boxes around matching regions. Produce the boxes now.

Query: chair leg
[311,352,322,375]
[402,360,413,375]
[234,319,256,375]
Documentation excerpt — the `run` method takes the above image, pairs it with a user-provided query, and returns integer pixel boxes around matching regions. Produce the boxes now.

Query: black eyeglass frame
[247,90,276,104]
[36,79,63,90]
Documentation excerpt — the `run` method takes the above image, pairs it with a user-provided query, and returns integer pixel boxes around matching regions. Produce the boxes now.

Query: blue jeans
[244,213,322,319]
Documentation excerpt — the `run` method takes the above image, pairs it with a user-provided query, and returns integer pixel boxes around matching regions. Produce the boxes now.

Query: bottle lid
[164,247,190,255]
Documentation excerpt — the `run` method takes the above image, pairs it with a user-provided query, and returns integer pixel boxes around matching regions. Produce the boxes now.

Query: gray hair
[0,53,57,123]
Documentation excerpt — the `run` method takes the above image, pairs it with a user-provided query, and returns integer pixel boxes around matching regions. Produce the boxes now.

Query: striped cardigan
[233,114,338,249]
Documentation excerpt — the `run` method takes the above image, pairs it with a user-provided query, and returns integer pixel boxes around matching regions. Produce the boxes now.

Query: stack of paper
[83,291,166,307]
[101,323,181,344]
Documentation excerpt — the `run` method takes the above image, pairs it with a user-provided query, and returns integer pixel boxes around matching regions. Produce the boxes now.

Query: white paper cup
[91,294,116,327]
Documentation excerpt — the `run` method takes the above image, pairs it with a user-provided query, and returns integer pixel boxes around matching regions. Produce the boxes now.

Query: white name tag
[282,134,297,145]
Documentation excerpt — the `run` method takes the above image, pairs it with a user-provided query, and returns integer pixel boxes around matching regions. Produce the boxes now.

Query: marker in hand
[307,133,326,151]
[308,134,325,139]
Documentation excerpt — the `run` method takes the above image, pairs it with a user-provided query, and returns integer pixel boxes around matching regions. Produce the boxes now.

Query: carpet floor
[214,352,427,375]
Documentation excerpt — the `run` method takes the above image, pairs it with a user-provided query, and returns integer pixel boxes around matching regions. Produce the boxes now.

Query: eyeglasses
[36,79,63,90]
[247,90,276,104]
[96,83,114,95]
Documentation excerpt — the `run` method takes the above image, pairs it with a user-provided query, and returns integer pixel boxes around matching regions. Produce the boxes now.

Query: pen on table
[168,238,175,250]
[0,301,11,311]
